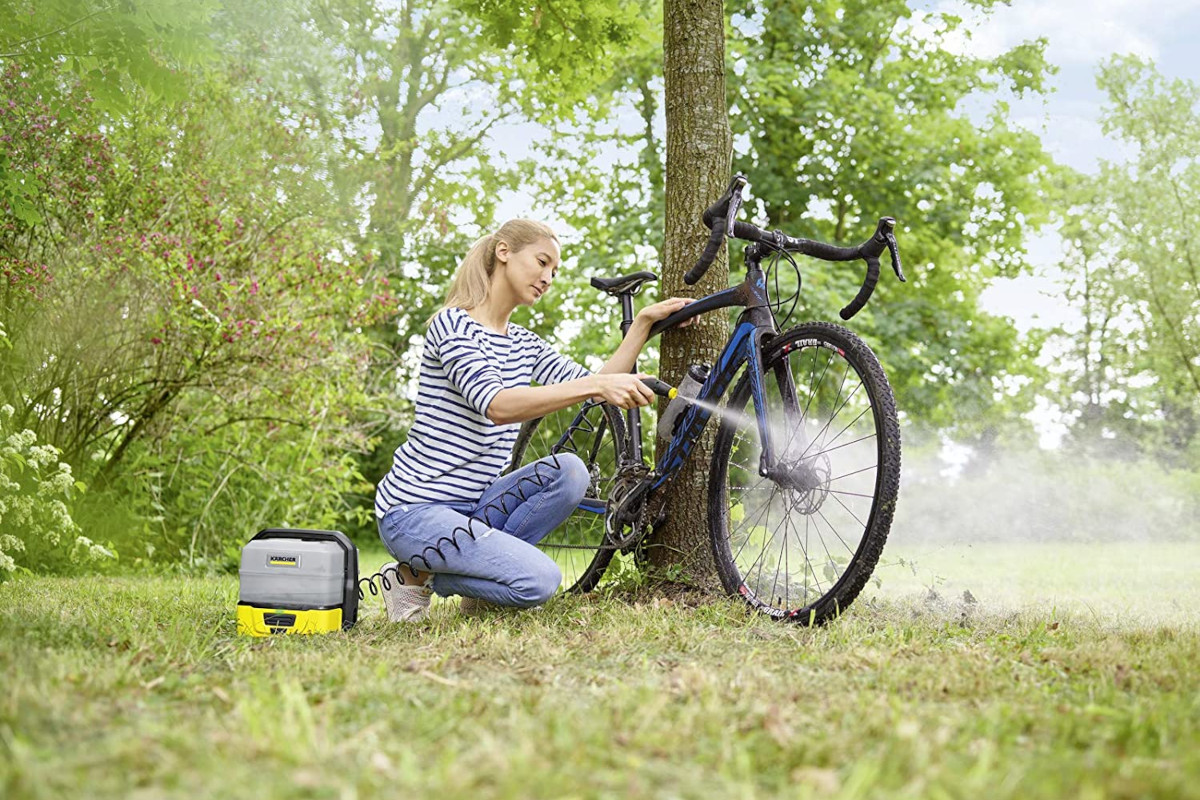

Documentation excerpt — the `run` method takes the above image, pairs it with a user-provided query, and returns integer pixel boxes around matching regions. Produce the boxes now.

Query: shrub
[0,404,112,577]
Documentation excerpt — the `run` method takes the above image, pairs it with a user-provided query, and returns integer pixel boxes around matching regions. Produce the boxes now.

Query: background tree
[726,0,1055,452]
[269,0,663,535]
[461,0,1059,586]
[1047,56,1200,467]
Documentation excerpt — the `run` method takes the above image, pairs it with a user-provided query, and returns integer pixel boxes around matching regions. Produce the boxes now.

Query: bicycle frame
[555,242,805,511]
[544,239,816,525]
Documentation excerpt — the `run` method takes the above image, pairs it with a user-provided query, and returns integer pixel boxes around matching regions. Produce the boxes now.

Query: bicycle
[506,173,907,624]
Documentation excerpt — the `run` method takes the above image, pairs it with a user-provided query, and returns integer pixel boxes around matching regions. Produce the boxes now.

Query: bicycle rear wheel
[506,401,630,593]
[709,321,901,624]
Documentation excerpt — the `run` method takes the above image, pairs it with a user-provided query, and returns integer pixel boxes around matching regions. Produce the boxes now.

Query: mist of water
[688,392,1200,627]
[873,439,1200,626]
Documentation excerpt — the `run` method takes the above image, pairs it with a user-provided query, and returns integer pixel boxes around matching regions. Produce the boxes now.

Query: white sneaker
[378,562,433,623]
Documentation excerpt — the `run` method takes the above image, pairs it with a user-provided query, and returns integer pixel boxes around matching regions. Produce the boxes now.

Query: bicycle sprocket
[604,464,651,550]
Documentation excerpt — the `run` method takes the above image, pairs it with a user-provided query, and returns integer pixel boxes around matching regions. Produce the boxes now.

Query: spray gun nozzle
[640,377,677,399]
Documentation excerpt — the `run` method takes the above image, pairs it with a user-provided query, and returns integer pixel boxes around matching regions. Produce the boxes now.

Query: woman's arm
[486,297,695,425]
[486,373,656,425]
[596,297,694,375]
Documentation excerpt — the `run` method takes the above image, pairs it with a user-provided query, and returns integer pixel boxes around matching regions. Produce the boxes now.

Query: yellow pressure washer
[236,528,360,636]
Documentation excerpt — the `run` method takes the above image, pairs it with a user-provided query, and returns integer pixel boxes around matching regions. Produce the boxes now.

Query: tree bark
[646,0,731,590]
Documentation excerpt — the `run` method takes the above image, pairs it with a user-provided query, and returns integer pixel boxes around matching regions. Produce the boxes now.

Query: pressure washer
[237,528,360,636]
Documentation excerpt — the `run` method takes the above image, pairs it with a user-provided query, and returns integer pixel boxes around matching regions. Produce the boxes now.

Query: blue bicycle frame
[561,240,804,513]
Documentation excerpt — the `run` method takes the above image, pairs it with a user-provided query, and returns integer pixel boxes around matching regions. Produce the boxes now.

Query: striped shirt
[374,307,591,517]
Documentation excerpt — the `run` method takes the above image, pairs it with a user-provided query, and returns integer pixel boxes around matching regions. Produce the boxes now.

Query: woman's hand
[637,297,696,328]
[588,373,658,409]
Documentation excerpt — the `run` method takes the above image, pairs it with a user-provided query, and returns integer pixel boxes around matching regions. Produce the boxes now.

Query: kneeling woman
[374,219,693,621]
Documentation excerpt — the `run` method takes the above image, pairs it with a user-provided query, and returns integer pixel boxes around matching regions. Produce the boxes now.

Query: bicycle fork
[750,334,821,491]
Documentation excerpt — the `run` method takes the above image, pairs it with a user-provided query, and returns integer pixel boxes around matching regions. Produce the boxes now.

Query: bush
[0,404,112,577]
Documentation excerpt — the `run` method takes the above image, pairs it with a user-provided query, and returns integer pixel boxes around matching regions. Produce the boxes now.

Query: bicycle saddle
[589,270,658,296]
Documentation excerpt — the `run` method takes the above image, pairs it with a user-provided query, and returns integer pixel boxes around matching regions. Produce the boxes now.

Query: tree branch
[410,117,500,199]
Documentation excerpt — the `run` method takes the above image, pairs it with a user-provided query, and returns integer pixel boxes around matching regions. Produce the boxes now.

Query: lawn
[2,542,1198,799]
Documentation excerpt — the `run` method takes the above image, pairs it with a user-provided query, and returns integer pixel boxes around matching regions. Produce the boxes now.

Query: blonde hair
[426,219,559,326]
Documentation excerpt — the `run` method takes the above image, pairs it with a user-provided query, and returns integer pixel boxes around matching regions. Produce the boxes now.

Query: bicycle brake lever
[886,232,906,282]
[725,178,748,237]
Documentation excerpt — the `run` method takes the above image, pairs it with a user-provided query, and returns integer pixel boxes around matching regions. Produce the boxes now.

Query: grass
[869,541,1200,626]
[2,543,1199,799]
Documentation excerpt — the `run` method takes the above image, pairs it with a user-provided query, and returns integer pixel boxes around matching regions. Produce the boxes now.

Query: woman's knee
[552,453,590,502]
[511,558,562,607]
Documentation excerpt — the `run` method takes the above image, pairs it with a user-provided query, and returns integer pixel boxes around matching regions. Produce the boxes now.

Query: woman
[375,218,693,622]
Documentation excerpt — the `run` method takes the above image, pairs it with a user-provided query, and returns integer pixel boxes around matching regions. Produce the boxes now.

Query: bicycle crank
[605,464,652,550]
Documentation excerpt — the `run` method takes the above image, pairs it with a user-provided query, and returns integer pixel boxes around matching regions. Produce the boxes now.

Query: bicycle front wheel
[709,321,901,624]
[506,401,630,593]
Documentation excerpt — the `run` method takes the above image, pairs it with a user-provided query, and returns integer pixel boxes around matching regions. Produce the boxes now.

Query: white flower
[6,430,37,450]
[72,536,115,563]
[27,445,60,469]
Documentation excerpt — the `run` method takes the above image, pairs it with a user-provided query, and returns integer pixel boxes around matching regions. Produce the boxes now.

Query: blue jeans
[377,454,590,607]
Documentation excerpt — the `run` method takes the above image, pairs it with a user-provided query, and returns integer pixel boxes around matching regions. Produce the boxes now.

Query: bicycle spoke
[830,490,868,530]
[809,506,843,583]
[829,464,877,482]
[815,405,872,455]
[813,432,876,457]
[814,504,858,559]
[823,488,877,500]
[799,380,861,462]
[731,495,776,564]
[800,349,832,426]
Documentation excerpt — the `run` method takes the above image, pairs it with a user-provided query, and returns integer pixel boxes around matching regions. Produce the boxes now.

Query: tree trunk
[646,0,731,590]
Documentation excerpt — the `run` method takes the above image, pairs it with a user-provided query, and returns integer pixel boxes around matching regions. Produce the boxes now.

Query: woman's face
[496,236,560,306]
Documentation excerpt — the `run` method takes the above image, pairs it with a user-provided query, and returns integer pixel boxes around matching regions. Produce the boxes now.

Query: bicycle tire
[708,321,901,624]
[506,401,631,593]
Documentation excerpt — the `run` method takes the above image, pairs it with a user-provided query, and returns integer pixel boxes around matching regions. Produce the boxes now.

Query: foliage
[0,404,110,578]
[0,62,396,566]
[512,0,1059,448]
[726,0,1057,444]
[1047,56,1200,467]
[0,0,276,222]
[273,0,612,533]
[450,0,657,122]
[100,385,380,571]
[898,447,1200,545]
